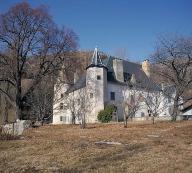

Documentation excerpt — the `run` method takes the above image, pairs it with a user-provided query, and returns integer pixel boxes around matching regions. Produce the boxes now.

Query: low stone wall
[2,120,31,135]
[127,116,171,122]
[128,115,186,122]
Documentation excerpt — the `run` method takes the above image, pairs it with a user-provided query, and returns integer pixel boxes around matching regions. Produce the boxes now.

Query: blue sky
[0,0,192,62]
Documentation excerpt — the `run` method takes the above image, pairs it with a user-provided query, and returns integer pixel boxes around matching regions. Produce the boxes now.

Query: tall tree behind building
[0,2,78,121]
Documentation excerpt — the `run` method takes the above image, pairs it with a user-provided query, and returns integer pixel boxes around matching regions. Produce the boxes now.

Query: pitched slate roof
[67,53,161,93]
[104,56,160,91]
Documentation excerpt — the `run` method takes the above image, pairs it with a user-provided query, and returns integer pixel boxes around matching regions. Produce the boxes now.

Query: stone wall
[2,120,31,135]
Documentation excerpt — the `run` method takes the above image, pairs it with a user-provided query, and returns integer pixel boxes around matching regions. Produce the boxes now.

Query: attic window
[97,75,101,80]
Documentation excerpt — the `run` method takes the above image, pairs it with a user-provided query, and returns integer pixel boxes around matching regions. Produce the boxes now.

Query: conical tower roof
[86,47,108,70]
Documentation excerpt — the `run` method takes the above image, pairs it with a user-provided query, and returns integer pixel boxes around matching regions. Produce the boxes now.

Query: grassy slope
[0,121,192,173]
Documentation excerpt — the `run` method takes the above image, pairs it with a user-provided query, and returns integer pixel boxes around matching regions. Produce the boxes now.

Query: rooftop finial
[91,47,100,65]
[94,47,98,64]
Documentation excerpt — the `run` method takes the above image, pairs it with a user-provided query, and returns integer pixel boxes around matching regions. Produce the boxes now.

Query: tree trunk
[72,112,76,125]
[4,100,8,123]
[152,116,155,124]
[16,95,22,120]
[172,103,178,121]
[172,94,179,121]
[41,119,44,126]
[124,113,127,128]
[81,114,86,129]
[124,117,128,128]
[1,83,10,124]
[2,95,8,124]
[16,72,22,120]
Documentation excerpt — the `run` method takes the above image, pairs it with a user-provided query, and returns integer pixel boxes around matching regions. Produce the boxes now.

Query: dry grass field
[0,121,192,173]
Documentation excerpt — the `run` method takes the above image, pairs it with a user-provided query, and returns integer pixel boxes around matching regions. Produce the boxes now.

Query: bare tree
[0,2,78,120]
[142,89,169,124]
[123,86,142,128]
[66,87,93,129]
[151,35,192,121]
[67,90,80,125]
[29,75,54,124]
[0,82,10,124]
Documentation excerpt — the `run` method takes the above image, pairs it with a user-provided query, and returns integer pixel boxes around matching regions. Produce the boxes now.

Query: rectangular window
[97,75,101,80]
[60,103,64,109]
[60,116,66,122]
[63,116,66,122]
[90,93,93,98]
[148,110,152,117]
[61,93,64,98]
[110,92,115,100]
[141,112,145,117]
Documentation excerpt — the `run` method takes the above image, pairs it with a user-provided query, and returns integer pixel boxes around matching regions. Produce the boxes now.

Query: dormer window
[97,75,101,80]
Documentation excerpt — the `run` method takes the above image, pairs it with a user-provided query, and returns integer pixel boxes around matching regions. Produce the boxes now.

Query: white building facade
[53,48,174,124]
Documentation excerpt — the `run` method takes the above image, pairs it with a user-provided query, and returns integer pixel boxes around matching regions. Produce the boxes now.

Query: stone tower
[86,48,108,122]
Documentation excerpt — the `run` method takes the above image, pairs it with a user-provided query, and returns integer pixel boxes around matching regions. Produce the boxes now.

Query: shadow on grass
[69,143,148,172]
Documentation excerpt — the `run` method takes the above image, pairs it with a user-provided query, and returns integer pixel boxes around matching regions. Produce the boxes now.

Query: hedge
[97,105,116,123]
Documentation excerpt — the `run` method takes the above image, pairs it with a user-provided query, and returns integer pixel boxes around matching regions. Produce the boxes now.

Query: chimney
[142,59,150,77]
[130,74,136,84]
[113,59,124,82]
